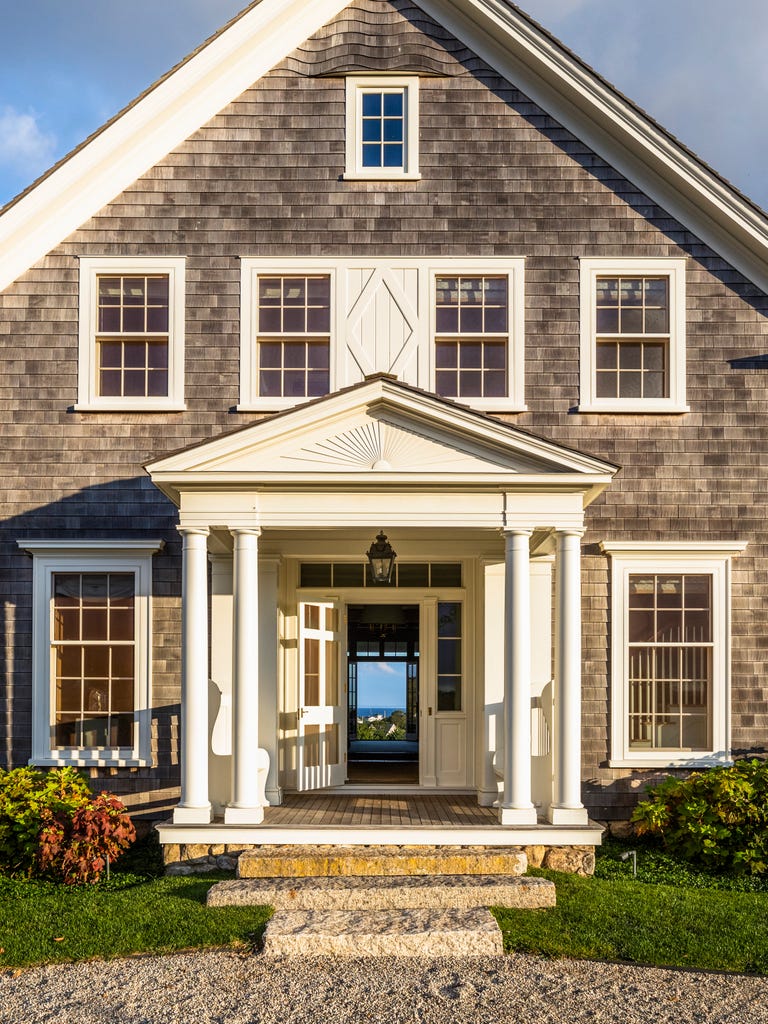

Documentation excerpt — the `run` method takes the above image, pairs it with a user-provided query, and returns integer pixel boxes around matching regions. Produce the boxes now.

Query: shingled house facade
[2,0,767,860]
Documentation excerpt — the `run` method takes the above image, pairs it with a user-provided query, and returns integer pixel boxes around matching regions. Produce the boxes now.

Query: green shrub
[0,766,135,883]
[0,766,92,876]
[632,759,768,875]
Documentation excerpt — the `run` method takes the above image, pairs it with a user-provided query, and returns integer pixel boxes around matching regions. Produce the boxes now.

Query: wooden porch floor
[261,793,499,828]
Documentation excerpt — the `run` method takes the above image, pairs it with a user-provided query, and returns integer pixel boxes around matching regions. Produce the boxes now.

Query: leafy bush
[632,759,768,875]
[0,766,92,876]
[0,767,135,883]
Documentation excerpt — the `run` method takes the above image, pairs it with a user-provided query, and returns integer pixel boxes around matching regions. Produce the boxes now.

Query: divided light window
[52,573,136,750]
[361,89,406,170]
[435,276,508,399]
[627,573,712,751]
[595,277,669,400]
[257,276,331,399]
[97,275,170,398]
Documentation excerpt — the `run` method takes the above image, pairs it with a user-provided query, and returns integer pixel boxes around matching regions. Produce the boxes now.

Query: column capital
[555,528,586,539]
[502,527,533,539]
[177,525,210,538]
[229,526,262,539]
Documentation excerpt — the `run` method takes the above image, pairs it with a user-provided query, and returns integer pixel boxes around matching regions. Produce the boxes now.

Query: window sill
[577,402,690,415]
[342,172,422,182]
[74,402,187,413]
[31,756,152,769]
[608,755,732,769]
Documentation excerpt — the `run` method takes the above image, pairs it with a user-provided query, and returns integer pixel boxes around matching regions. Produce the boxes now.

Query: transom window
[579,258,687,413]
[52,573,136,750]
[627,573,711,751]
[345,76,420,180]
[257,276,331,399]
[435,276,509,399]
[97,275,170,399]
[595,277,668,400]
[77,256,185,411]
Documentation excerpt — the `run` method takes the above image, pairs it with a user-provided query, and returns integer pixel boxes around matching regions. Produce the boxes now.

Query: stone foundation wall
[162,842,596,877]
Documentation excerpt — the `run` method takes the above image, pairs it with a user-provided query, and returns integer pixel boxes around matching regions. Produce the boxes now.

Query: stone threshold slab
[237,845,528,878]
[207,873,556,910]
[262,908,504,957]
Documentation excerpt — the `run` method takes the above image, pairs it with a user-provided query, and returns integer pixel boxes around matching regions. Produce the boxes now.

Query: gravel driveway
[1,950,766,1024]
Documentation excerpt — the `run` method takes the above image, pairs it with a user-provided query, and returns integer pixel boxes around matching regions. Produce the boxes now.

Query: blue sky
[358,662,407,710]
[1,1,767,209]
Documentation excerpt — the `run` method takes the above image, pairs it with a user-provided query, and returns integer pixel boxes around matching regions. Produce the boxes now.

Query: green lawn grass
[0,873,271,970]
[494,868,768,974]
[2,838,768,974]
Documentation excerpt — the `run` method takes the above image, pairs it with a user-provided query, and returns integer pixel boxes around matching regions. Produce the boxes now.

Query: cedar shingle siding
[2,0,766,818]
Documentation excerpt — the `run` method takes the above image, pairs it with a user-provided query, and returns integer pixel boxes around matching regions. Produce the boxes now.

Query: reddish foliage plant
[38,793,136,884]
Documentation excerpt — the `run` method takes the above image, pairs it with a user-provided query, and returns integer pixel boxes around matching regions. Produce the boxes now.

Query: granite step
[207,873,555,910]
[236,844,528,879]
[261,908,504,957]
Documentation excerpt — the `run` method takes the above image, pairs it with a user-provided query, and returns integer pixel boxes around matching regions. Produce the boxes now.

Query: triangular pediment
[146,377,618,498]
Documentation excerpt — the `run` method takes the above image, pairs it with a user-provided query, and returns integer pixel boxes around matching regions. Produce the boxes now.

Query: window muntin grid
[257,276,331,398]
[435,276,508,399]
[299,562,462,588]
[51,573,136,750]
[96,275,170,398]
[595,277,670,400]
[627,573,712,751]
[361,90,405,169]
[437,602,462,711]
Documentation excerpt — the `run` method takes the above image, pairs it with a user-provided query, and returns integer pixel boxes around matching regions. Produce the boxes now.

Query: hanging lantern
[366,530,397,584]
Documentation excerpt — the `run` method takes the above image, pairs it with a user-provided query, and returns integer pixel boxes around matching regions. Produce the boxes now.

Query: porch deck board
[262,794,499,829]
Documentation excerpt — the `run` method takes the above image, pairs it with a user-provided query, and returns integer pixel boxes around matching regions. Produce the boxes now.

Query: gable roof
[2,0,768,294]
[145,373,619,504]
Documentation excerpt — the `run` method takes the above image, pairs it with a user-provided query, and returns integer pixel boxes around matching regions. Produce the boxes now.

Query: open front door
[297,600,346,790]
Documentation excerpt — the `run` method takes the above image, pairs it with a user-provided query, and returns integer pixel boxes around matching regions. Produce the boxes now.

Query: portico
[147,376,618,838]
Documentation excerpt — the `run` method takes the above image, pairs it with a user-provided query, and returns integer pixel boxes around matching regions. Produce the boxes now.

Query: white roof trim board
[2,0,768,294]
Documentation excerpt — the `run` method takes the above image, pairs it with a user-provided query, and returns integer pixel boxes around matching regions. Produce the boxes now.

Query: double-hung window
[22,540,162,767]
[601,541,746,767]
[579,258,687,413]
[77,257,186,411]
[344,76,420,180]
[432,261,525,410]
[240,257,525,411]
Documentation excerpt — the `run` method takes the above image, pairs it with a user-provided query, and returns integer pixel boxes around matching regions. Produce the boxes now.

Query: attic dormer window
[344,76,420,181]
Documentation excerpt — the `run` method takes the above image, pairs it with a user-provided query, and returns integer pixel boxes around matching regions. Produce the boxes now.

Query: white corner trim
[77,256,186,411]
[578,258,687,414]
[344,76,420,180]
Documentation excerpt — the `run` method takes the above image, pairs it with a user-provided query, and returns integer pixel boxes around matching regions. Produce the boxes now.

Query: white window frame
[240,262,338,412]
[77,257,186,411]
[579,258,688,414]
[239,257,526,412]
[601,541,746,768]
[344,76,420,181]
[20,540,163,767]
[429,261,526,412]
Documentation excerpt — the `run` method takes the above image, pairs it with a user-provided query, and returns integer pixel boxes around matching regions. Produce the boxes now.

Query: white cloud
[0,106,56,177]
[371,662,399,676]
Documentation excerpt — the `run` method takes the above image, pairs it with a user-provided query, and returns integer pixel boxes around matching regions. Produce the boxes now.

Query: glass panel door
[297,601,346,790]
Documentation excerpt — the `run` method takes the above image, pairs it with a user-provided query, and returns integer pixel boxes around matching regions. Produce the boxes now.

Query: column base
[172,803,213,825]
[224,805,265,825]
[546,805,589,826]
[498,805,538,826]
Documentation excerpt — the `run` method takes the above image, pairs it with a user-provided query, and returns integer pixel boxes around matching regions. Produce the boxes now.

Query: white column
[225,529,264,824]
[499,529,537,825]
[173,527,212,824]
[548,529,589,826]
